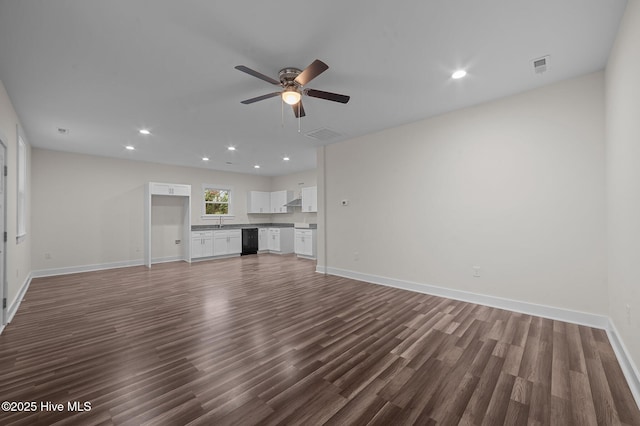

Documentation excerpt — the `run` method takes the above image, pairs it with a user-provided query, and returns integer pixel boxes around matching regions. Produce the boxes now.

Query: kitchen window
[202,184,233,217]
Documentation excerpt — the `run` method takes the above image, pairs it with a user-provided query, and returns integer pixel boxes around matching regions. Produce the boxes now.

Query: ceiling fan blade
[292,101,306,118]
[240,92,281,104]
[294,59,329,86]
[305,89,350,104]
[235,65,280,85]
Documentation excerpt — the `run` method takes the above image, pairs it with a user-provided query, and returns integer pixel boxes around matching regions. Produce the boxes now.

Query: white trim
[316,265,327,274]
[31,260,145,278]
[606,320,640,408]
[151,256,185,264]
[31,257,194,278]
[191,253,240,262]
[201,215,236,220]
[7,272,32,324]
[296,254,317,260]
[324,266,609,329]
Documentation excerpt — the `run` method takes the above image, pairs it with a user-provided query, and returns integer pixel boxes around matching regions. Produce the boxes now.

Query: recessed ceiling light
[228,146,236,151]
[452,70,467,79]
[283,156,290,161]
[139,129,151,135]
[202,157,209,161]
[254,164,260,169]
[125,145,135,150]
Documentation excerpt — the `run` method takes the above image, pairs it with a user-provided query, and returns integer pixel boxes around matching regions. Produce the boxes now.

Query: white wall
[322,72,607,315]
[0,80,31,311]
[270,169,317,225]
[606,0,640,373]
[151,196,188,261]
[31,149,273,271]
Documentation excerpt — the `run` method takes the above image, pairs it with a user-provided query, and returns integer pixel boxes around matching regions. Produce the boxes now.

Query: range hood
[284,198,302,207]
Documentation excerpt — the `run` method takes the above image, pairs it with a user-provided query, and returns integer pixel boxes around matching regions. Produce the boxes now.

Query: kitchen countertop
[191,223,317,231]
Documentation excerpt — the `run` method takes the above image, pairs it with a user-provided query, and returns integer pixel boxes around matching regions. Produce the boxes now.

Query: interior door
[0,140,6,326]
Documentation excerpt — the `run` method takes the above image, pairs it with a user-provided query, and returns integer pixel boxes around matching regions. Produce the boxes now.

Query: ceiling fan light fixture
[282,88,301,105]
[452,69,467,79]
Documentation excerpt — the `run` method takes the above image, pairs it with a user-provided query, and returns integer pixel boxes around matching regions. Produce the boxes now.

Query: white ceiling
[0,0,627,176]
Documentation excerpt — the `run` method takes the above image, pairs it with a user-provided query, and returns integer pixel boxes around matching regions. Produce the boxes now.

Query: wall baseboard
[31,257,192,279]
[324,266,609,328]
[150,256,185,264]
[606,320,640,408]
[31,259,145,278]
[323,266,640,409]
[7,272,32,324]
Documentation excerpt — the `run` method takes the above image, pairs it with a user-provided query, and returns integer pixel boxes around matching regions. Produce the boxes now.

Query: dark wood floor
[0,255,638,425]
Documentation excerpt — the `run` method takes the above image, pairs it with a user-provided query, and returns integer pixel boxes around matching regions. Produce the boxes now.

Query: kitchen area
[144,175,318,267]
[190,187,317,261]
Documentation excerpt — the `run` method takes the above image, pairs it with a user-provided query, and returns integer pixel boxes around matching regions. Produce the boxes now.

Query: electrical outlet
[354,251,359,261]
[473,266,481,278]
[44,252,51,260]
[341,200,349,206]
[626,304,631,325]
[175,240,181,245]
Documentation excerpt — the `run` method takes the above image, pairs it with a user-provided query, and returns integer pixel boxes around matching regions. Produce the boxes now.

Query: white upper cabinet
[270,190,293,214]
[149,182,191,196]
[301,186,317,213]
[247,191,271,214]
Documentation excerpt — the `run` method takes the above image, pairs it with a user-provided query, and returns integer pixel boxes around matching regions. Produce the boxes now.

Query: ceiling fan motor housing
[279,68,302,87]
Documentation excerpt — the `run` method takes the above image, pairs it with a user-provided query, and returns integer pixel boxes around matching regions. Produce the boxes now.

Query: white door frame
[0,137,7,328]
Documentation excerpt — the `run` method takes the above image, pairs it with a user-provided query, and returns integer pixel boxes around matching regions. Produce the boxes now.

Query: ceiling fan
[235,59,350,118]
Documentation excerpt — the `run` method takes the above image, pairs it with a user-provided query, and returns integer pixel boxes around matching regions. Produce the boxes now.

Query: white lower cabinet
[192,229,241,258]
[294,229,316,258]
[193,227,293,258]
[213,229,242,256]
[258,228,269,251]
[268,228,294,254]
[191,231,213,258]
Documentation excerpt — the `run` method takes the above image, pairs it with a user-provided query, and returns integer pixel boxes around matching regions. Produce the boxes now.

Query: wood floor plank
[0,255,638,425]
[570,370,599,426]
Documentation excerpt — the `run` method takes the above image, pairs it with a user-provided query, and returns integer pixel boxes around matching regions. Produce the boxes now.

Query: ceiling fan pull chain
[298,103,301,133]
[281,98,284,127]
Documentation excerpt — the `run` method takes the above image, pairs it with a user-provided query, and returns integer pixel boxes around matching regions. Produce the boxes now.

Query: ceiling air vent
[532,55,550,74]
[305,127,342,142]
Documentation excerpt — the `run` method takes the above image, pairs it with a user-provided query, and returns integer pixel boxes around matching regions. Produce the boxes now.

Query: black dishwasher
[241,228,258,255]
